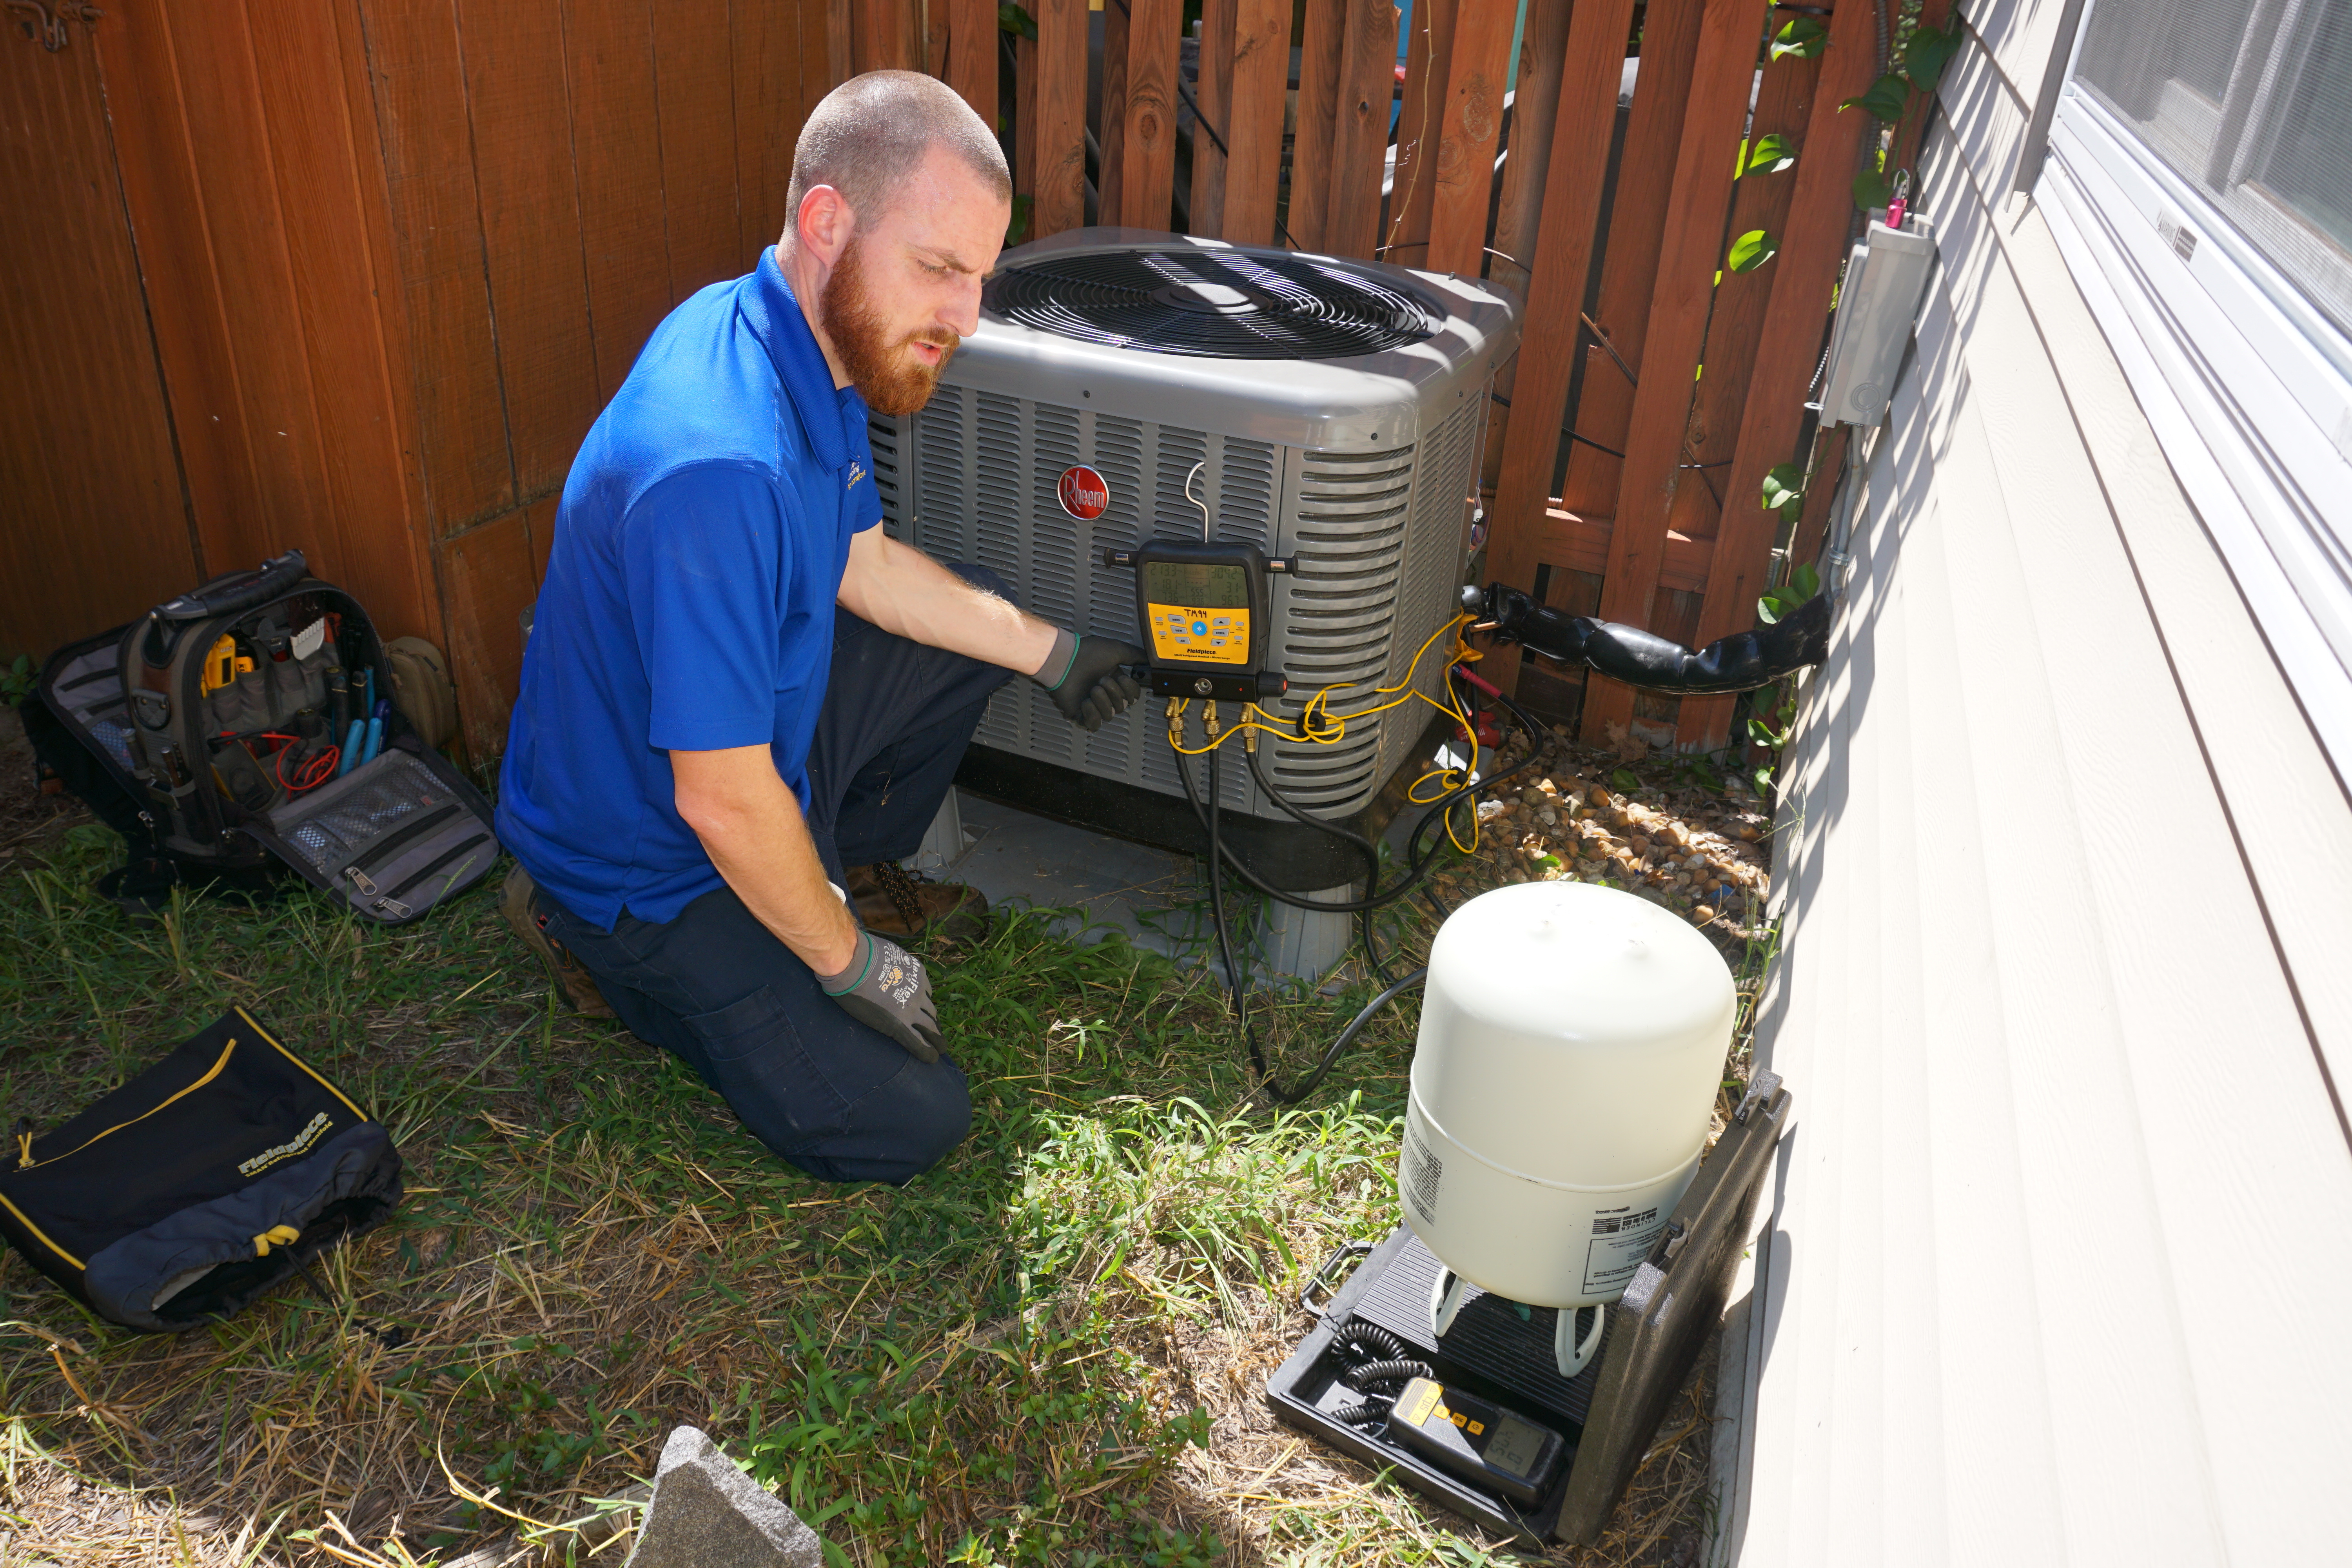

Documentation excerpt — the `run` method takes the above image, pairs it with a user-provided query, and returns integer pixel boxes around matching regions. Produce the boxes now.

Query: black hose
[1202,744,1434,1104]
[1201,745,1273,1092]
[1178,710,1544,918]
[1176,681,1561,1104]
[1243,743,1396,983]
[1476,581,1832,695]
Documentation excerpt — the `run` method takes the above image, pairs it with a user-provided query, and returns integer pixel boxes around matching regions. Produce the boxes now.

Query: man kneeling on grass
[494,71,1143,1185]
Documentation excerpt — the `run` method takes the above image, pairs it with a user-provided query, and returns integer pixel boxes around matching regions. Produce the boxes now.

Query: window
[2035,0,2352,775]
[2073,0,2352,342]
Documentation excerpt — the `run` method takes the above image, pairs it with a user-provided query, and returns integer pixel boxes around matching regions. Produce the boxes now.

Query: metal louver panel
[891,390,1485,824]
[1265,445,1418,809]
[868,415,904,537]
[914,385,966,559]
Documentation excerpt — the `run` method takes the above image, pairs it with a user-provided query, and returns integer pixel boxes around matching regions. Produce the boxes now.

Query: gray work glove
[817,930,942,1063]
[1031,630,1146,732]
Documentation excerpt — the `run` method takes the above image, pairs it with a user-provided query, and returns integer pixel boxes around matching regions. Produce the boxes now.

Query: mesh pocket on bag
[272,751,449,881]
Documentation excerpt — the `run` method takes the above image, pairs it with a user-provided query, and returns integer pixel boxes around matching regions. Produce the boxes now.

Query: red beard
[820,238,959,416]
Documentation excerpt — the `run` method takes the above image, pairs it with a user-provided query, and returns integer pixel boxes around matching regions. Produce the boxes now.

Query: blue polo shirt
[497,249,883,930]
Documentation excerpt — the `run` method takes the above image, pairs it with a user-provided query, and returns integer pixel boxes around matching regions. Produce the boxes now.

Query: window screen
[2076,0,2352,336]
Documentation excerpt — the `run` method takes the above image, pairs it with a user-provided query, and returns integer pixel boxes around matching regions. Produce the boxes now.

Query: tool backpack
[32,549,499,924]
[0,1007,403,1332]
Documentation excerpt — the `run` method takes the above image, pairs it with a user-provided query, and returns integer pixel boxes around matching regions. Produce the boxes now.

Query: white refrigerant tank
[1399,881,1735,1377]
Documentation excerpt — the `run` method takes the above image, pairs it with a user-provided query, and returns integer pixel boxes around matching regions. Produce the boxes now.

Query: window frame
[2069,0,2352,346]
[2034,0,2352,778]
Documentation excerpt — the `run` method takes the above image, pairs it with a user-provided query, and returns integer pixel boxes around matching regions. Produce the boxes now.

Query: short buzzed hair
[787,70,1011,223]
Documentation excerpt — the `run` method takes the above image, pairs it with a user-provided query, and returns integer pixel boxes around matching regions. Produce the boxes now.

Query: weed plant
[0,809,1742,1566]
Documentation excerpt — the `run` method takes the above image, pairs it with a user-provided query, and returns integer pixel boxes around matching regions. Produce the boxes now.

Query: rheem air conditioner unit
[869,229,1520,887]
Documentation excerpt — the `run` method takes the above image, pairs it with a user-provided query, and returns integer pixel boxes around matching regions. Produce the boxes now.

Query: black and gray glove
[817,930,942,1063]
[1031,630,1145,732]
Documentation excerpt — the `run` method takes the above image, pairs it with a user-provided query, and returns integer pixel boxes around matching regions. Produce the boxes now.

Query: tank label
[1400,1121,1443,1225]
[1582,1204,1666,1296]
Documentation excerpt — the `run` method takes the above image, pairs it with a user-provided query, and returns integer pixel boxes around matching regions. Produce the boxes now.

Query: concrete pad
[948,791,1201,954]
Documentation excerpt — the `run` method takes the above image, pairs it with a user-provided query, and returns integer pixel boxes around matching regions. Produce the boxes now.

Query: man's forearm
[838,530,1058,673]
[672,748,859,974]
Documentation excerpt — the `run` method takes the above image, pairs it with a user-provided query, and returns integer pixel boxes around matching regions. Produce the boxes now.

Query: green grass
[0,743,1764,1565]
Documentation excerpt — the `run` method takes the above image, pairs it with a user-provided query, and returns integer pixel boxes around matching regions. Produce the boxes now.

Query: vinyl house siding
[1712,2,2352,1563]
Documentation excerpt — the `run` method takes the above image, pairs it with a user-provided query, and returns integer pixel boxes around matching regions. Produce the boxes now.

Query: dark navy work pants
[540,563,1016,1185]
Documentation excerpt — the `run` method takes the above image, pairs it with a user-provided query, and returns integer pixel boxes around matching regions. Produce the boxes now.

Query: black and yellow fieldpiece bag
[0,1007,403,1332]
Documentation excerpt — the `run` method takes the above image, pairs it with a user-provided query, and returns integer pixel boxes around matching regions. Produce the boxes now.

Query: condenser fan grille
[985,247,1439,359]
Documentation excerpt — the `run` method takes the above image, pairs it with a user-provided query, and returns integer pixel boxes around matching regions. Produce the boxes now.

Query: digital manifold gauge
[1103,538,1292,703]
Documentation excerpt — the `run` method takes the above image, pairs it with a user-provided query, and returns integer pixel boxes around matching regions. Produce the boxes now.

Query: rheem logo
[1057,465,1110,520]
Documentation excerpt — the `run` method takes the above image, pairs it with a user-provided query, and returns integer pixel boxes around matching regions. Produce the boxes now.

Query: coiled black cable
[1338,1320,1414,1362]
[1325,1319,1434,1428]
[1341,1358,1431,1390]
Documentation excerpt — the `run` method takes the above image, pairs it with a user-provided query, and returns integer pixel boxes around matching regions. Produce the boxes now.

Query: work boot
[844,859,990,946]
[499,862,615,1018]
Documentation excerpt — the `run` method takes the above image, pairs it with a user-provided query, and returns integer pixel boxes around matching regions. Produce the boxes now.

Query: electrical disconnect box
[1820,217,1939,427]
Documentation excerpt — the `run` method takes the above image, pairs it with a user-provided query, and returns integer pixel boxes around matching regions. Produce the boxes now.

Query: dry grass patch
[2,730,1771,1566]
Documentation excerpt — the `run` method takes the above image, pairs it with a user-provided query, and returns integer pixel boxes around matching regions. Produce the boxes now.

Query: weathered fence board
[1486,0,1573,300]
[851,0,918,73]
[1190,0,1236,235]
[1100,0,1181,230]
[943,0,996,123]
[1290,0,1348,252]
[1479,0,1643,698]
[1577,0,1771,744]
[1674,0,1888,750]
[1555,0,1705,524]
[1024,0,1088,238]
[1220,0,1290,245]
[1325,0,1401,261]
[1384,0,1456,266]
[1423,0,1513,275]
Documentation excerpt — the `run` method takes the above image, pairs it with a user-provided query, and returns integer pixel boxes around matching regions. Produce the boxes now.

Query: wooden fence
[4,0,1891,759]
[842,0,1887,752]
[0,0,836,757]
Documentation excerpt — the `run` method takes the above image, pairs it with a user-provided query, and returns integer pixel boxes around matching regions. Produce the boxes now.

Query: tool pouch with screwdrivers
[31,549,499,925]
[0,1007,403,1332]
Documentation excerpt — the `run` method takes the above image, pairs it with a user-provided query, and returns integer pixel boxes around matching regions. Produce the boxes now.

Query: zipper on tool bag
[366,832,492,920]
[339,802,463,892]
[10,1036,239,1172]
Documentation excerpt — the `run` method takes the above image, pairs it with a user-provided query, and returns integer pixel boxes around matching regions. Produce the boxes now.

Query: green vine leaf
[1760,461,1806,518]
[1744,133,1797,175]
[1903,24,1961,93]
[1852,166,1897,212]
[999,1,1038,40]
[1727,229,1779,272]
[1770,17,1827,60]
[1840,73,1913,122]
[1791,561,1822,600]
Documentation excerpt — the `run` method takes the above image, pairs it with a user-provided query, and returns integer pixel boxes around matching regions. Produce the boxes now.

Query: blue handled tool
[338,720,365,777]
